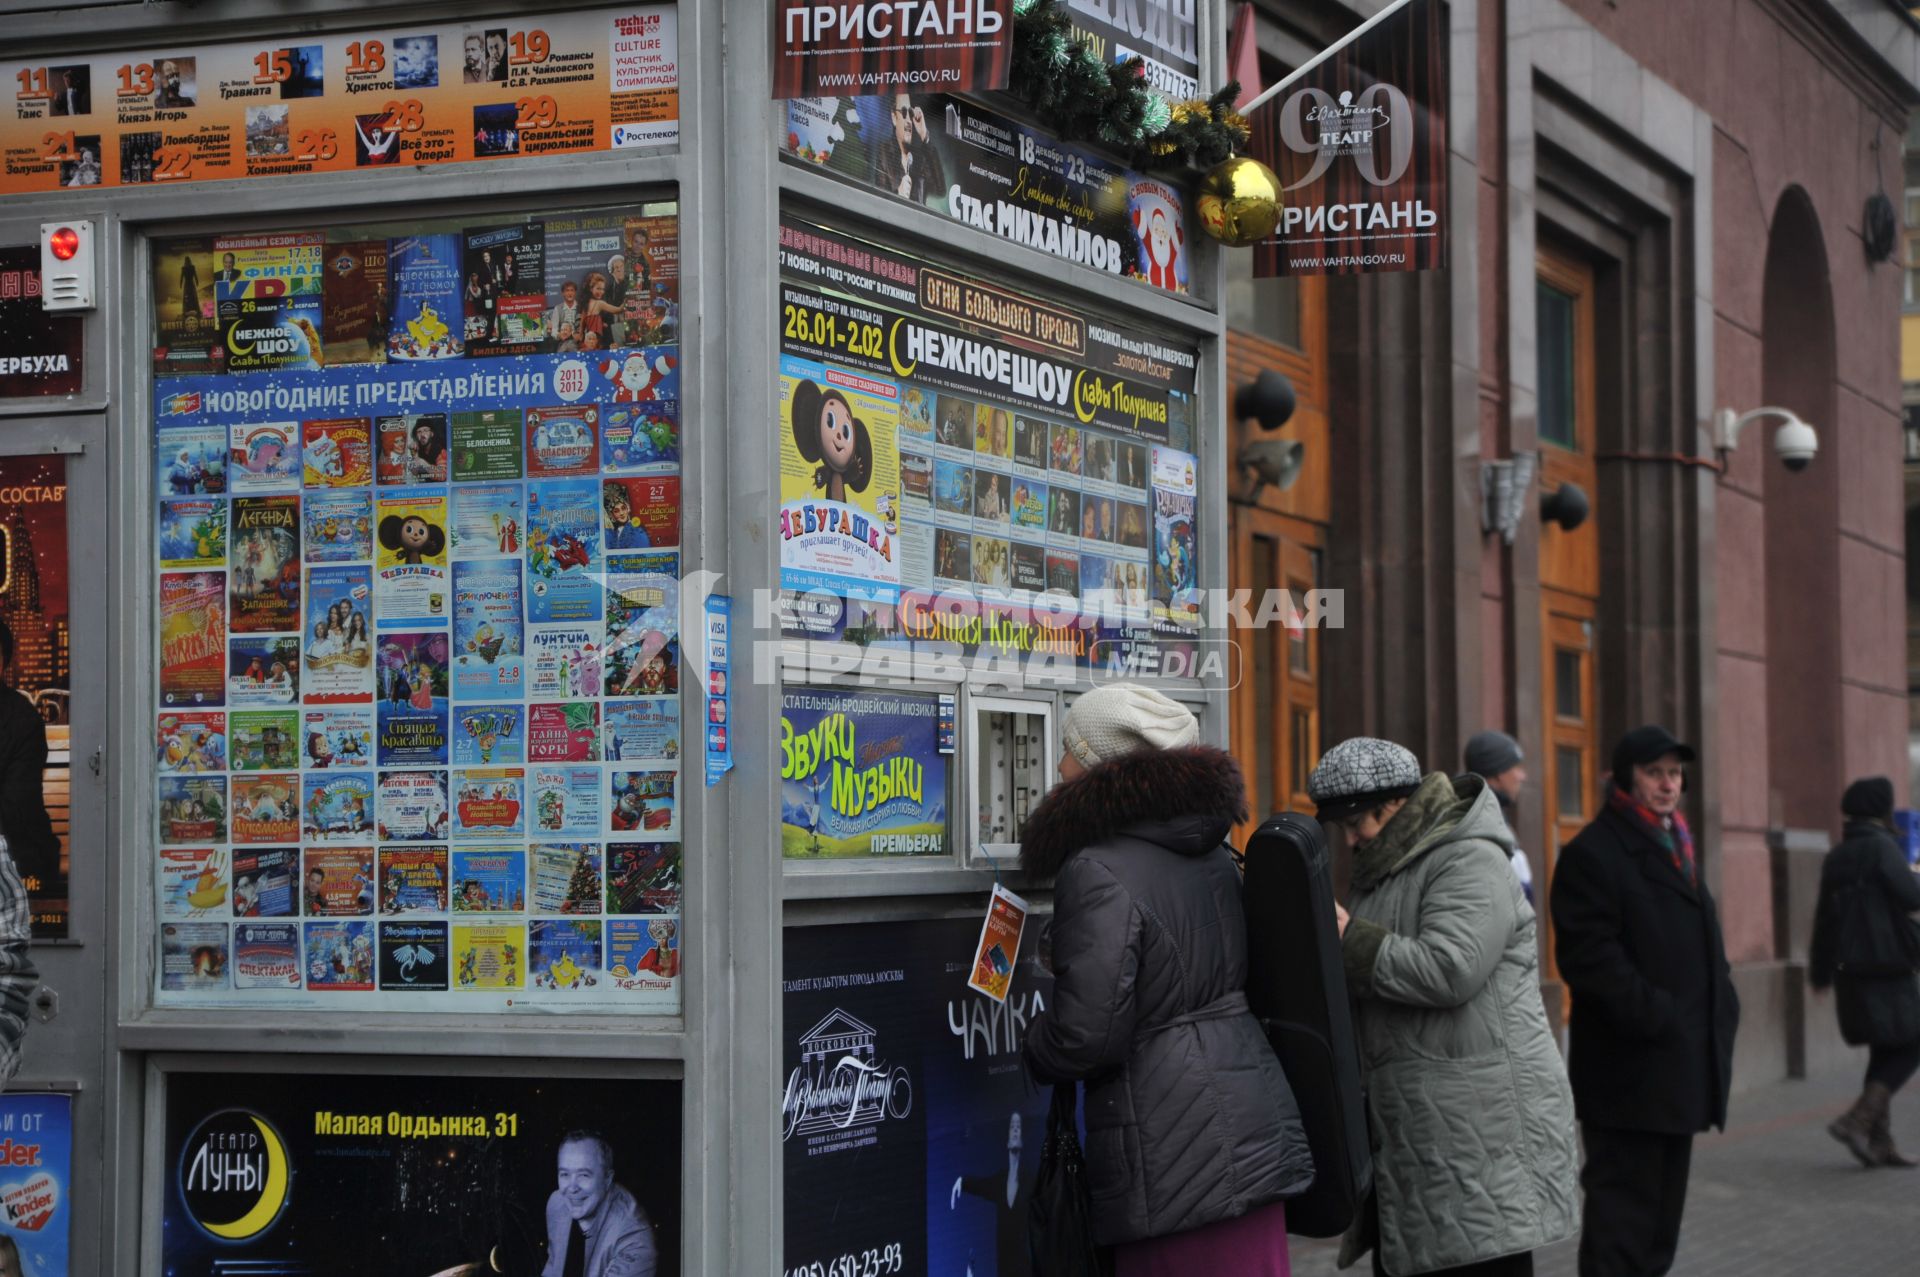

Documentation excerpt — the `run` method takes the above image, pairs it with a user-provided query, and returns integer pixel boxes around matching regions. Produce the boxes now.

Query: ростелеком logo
[176,1108,293,1243]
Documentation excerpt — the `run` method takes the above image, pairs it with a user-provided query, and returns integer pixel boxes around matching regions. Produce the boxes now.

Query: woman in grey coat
[1022,683,1314,1276]
[1308,737,1580,1277]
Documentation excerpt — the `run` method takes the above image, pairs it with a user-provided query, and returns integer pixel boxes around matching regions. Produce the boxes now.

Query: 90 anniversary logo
[176,1108,293,1243]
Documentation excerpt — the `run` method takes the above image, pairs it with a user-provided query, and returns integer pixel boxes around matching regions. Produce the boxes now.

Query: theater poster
[773,1,1012,99]
[0,454,71,937]
[783,918,1054,1277]
[163,1070,681,1273]
[779,686,947,859]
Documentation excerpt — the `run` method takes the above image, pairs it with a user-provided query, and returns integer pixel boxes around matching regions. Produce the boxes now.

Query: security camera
[1238,438,1304,500]
[1773,417,1818,472]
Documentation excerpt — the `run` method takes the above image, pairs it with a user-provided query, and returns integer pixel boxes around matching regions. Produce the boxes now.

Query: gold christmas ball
[1196,157,1283,248]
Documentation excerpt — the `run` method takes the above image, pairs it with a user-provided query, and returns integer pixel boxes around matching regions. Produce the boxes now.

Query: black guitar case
[1241,812,1372,1238]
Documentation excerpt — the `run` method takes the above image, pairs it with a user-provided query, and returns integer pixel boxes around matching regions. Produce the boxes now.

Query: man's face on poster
[557,1139,612,1221]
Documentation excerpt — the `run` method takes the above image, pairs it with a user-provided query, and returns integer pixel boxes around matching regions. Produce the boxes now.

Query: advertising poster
[526,478,603,623]
[532,765,601,837]
[161,922,229,991]
[302,416,374,486]
[387,234,466,360]
[304,919,375,989]
[214,233,324,374]
[608,767,676,837]
[968,883,1029,1003]
[376,770,451,842]
[454,922,522,989]
[606,841,680,915]
[157,495,226,568]
[303,564,375,701]
[227,421,301,493]
[452,559,525,698]
[4,9,682,194]
[302,845,375,915]
[159,845,227,917]
[227,495,300,632]
[156,422,227,495]
[379,919,448,990]
[529,918,603,991]
[304,487,373,562]
[380,844,449,913]
[529,702,600,762]
[451,848,527,912]
[234,920,303,988]
[230,773,299,844]
[1150,444,1199,630]
[301,706,374,769]
[374,491,450,622]
[777,354,902,601]
[607,916,678,1000]
[452,703,523,765]
[156,711,227,773]
[525,403,599,478]
[1248,0,1447,276]
[603,697,677,763]
[603,473,679,548]
[772,0,1012,98]
[451,480,526,557]
[159,570,226,707]
[377,412,451,485]
[319,241,389,366]
[227,635,301,707]
[453,767,525,840]
[782,91,1190,293]
[158,775,226,846]
[0,1093,71,1276]
[463,222,547,357]
[529,626,604,700]
[0,247,81,395]
[779,686,947,858]
[452,408,525,482]
[153,237,221,374]
[232,846,297,918]
[300,771,374,842]
[375,632,450,764]
[600,399,680,474]
[546,213,645,353]
[531,842,603,914]
[783,918,1055,1277]
[604,550,679,697]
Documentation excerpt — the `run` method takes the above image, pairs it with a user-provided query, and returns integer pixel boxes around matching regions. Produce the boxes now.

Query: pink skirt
[1114,1200,1291,1277]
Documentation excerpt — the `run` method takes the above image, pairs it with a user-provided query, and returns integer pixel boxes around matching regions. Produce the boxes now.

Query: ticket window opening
[973,697,1055,859]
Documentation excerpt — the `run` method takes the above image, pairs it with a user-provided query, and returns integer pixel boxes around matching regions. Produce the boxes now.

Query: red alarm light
[47,226,80,261]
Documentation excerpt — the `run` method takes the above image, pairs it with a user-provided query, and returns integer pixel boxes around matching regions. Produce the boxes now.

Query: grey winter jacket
[1337,773,1580,1275]
[1022,745,1315,1246]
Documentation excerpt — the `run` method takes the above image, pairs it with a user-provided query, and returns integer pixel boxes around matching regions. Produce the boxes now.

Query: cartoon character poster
[451,849,526,912]
[526,479,602,623]
[302,417,373,487]
[452,560,525,699]
[161,923,230,991]
[232,846,297,918]
[376,631,450,765]
[225,634,299,707]
[450,481,524,558]
[302,707,374,770]
[525,404,598,478]
[602,474,679,549]
[304,488,373,562]
[227,496,300,632]
[228,422,301,493]
[300,772,374,842]
[156,711,227,773]
[376,413,451,486]
[452,922,521,990]
[595,348,677,404]
[376,770,451,842]
[532,765,600,837]
[599,400,680,474]
[303,565,375,702]
[528,626,603,700]
[160,570,226,707]
[380,845,449,913]
[160,846,228,917]
[531,843,602,914]
[379,919,448,990]
[604,551,679,698]
[451,409,524,482]
[156,422,228,496]
[228,710,298,771]
[230,773,299,844]
[453,767,525,841]
[529,702,600,762]
[387,233,465,361]
[778,354,902,600]
[374,491,450,623]
[304,919,375,989]
[157,769,224,844]
[779,686,947,858]
[529,919,602,991]
[233,921,303,988]
[451,704,523,766]
[1150,444,1199,629]
[606,842,681,914]
[608,768,677,838]
[607,917,678,999]
[603,698,678,763]
[302,846,375,916]
[158,496,226,567]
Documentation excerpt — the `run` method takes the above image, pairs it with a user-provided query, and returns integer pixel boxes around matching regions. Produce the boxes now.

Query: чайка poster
[780,687,947,858]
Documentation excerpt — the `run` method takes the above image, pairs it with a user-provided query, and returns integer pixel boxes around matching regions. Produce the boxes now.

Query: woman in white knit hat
[1021,682,1312,1276]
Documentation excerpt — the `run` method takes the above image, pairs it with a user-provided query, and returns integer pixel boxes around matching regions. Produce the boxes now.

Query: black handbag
[1027,1081,1110,1277]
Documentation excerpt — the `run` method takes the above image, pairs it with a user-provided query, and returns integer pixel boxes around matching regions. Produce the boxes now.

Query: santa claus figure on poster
[1128,180,1188,293]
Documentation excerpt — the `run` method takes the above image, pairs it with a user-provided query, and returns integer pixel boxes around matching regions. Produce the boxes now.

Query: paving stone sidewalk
[1287,1067,1920,1276]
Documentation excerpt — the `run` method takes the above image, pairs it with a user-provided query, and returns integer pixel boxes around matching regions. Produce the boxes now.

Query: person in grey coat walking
[1810,776,1920,1168]
[1021,683,1313,1275]
[1308,737,1580,1277]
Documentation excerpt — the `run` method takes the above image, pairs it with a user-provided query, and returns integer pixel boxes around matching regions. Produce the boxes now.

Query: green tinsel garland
[1008,0,1249,173]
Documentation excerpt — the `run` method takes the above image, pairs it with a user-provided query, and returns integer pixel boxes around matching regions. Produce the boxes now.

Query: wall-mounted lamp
[1540,481,1590,532]
[1712,406,1819,472]
[1235,370,1297,432]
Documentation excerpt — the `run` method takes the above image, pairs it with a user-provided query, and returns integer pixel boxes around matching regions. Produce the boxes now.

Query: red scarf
[1607,784,1695,887]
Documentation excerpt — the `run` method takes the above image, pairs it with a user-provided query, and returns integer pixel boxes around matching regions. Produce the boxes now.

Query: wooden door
[1230,506,1321,842]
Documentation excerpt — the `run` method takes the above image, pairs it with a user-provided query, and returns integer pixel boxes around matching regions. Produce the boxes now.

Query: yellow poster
[777,353,902,600]
[453,921,523,990]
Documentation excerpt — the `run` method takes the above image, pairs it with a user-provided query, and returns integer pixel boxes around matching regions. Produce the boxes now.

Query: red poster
[772,1,1013,99]
[602,474,679,549]
[160,570,226,708]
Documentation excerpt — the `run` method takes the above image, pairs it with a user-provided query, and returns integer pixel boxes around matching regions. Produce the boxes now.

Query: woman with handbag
[1810,776,1920,1167]
[1021,684,1314,1277]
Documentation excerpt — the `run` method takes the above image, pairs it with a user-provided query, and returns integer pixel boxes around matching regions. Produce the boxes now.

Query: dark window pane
[1557,747,1586,818]
[1537,281,1577,448]
[1252,538,1277,819]
[1292,710,1313,800]
[1554,648,1583,720]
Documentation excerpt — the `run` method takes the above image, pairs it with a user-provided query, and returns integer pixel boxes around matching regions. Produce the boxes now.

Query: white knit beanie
[1062,683,1199,767]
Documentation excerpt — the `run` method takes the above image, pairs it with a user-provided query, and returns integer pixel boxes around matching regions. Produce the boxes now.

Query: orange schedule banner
[1,6,678,194]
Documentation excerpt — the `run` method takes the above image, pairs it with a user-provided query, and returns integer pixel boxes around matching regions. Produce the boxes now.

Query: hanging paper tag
[967,882,1028,1003]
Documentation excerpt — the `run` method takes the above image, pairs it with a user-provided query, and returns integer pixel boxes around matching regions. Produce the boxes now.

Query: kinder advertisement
[0,1092,73,1277]
[778,354,902,601]
[779,686,947,858]
[783,918,1054,1277]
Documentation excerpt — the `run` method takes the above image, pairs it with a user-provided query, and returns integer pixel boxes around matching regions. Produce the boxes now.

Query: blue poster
[451,703,524,766]
[0,1092,72,1276]
[779,686,948,858]
[705,594,733,787]
[526,479,603,624]
[386,233,466,361]
[452,560,525,700]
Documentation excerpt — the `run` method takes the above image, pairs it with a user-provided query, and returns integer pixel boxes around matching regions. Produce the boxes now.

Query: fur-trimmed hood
[1019,745,1247,879]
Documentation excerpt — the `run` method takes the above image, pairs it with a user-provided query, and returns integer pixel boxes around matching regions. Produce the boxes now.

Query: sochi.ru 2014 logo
[176,1108,293,1242]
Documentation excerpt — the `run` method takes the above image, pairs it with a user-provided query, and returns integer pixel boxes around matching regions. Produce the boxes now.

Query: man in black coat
[1550,725,1739,1277]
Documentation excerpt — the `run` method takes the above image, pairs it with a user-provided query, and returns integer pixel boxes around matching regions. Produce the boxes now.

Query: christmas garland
[1008,0,1249,172]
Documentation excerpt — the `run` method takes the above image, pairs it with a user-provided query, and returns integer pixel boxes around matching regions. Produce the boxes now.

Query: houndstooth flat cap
[1307,736,1423,823]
